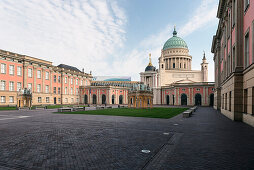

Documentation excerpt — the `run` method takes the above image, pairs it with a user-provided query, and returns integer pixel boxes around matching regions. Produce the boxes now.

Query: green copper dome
[163,27,188,50]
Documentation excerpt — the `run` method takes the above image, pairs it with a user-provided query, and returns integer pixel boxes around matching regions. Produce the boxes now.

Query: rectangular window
[58,87,61,94]
[17,66,22,76]
[1,63,6,74]
[65,87,67,94]
[45,72,49,80]
[58,76,61,83]
[38,97,42,103]
[71,98,74,103]
[9,65,14,75]
[244,89,248,113]
[17,82,22,91]
[58,98,61,103]
[1,96,6,103]
[54,87,56,94]
[65,77,67,84]
[76,79,78,85]
[54,75,56,83]
[37,70,41,79]
[9,96,14,103]
[28,68,32,77]
[232,0,236,26]
[71,78,73,85]
[46,97,49,103]
[76,88,79,95]
[27,83,32,91]
[245,32,250,68]
[244,0,250,12]
[45,85,49,93]
[233,46,236,71]
[9,81,14,91]
[81,80,83,85]
[0,80,6,90]
[71,88,73,95]
[37,84,41,92]
[65,98,68,103]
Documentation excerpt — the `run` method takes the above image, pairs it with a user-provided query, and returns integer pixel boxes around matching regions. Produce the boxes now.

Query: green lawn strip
[46,105,87,109]
[56,107,188,119]
[0,107,17,111]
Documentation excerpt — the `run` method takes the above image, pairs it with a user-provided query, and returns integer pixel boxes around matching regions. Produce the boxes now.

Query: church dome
[145,53,156,72]
[145,65,156,72]
[163,27,188,50]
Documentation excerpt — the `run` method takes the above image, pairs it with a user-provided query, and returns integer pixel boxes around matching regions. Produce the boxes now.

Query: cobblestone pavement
[0,107,253,170]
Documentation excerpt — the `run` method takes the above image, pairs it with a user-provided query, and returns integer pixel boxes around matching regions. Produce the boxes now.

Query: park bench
[58,108,73,112]
[182,109,193,118]
[96,106,105,110]
[73,107,85,111]
[191,106,198,112]
[35,105,47,110]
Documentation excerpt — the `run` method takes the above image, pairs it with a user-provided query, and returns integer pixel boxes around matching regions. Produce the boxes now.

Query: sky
[0,0,219,81]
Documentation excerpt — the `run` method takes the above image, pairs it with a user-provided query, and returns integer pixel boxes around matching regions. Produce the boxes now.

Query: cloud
[111,0,218,81]
[0,0,126,75]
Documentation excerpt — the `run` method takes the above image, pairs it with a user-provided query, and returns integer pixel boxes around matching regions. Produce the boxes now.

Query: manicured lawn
[0,107,17,111]
[56,107,188,119]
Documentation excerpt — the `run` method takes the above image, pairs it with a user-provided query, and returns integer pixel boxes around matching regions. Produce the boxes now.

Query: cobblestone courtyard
[0,107,253,169]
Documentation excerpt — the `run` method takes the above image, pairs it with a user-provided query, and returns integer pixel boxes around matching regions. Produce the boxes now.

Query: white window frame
[71,78,73,85]
[1,96,6,103]
[9,65,14,75]
[46,97,50,103]
[76,79,78,85]
[1,63,6,74]
[45,72,49,80]
[28,83,32,90]
[65,77,67,84]
[9,81,14,91]
[9,96,14,103]
[17,82,22,91]
[71,88,73,95]
[38,97,42,103]
[37,70,41,79]
[28,68,33,77]
[45,85,49,93]
[17,66,22,76]
[37,84,41,92]
[0,80,6,90]
[65,87,67,94]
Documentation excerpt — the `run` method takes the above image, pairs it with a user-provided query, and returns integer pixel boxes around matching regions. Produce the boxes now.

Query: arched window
[112,95,115,104]
[119,95,123,104]
[195,93,202,106]
[92,94,97,104]
[181,93,187,105]
[102,94,106,104]
[84,94,88,104]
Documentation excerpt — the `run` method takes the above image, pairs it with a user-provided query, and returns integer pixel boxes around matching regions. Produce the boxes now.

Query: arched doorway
[195,93,202,106]
[166,95,170,105]
[119,95,123,104]
[92,94,97,104]
[173,95,175,105]
[102,94,106,104]
[84,94,88,104]
[210,93,214,106]
[112,95,115,104]
[181,94,187,105]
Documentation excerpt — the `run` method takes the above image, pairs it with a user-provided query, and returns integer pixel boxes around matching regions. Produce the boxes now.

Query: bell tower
[201,51,208,82]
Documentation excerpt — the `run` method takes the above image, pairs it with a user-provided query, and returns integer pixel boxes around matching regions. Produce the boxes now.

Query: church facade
[140,28,215,106]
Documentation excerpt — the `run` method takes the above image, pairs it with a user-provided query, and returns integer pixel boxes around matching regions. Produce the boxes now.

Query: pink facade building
[212,0,254,126]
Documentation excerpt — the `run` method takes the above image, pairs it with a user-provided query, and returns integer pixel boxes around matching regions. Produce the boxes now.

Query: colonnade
[164,57,191,70]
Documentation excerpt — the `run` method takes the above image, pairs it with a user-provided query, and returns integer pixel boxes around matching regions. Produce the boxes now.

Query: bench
[96,106,105,110]
[182,109,193,118]
[58,108,73,112]
[191,106,198,112]
[35,106,47,110]
[73,107,85,111]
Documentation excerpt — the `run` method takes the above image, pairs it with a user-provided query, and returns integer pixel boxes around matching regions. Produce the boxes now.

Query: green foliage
[0,107,17,111]
[57,107,188,119]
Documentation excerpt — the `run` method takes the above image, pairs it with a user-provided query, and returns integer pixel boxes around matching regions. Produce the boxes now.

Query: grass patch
[56,107,188,119]
[0,107,17,111]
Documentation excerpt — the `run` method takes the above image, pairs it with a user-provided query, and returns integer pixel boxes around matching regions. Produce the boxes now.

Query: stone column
[23,63,29,88]
[42,67,45,93]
